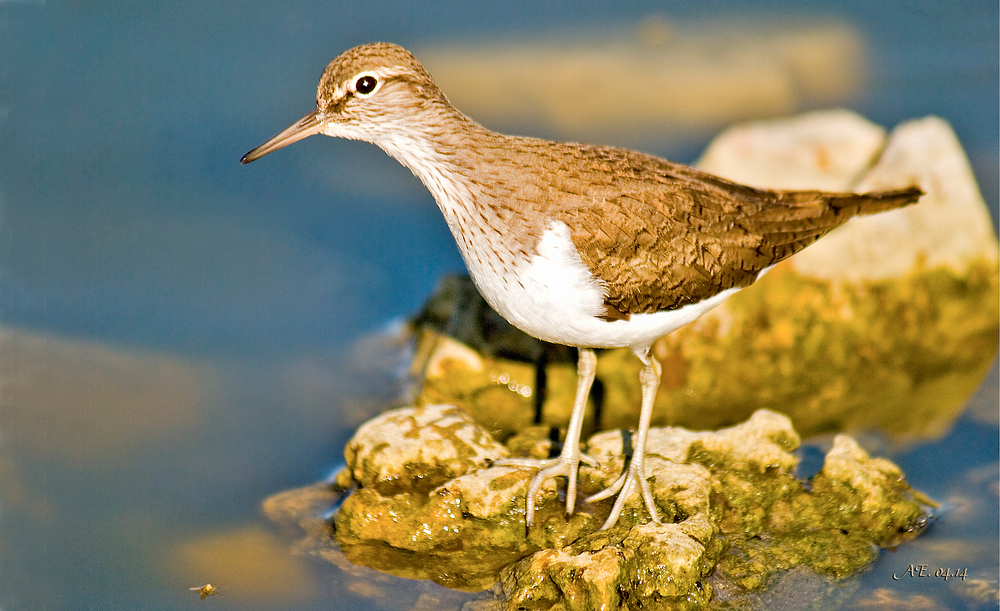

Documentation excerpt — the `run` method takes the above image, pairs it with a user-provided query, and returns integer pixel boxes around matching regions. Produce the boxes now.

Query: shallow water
[0,2,997,610]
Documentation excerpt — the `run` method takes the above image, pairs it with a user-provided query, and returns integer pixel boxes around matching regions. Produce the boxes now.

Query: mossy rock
[328,405,932,609]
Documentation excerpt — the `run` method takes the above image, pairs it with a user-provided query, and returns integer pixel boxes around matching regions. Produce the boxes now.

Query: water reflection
[0,322,410,610]
[0,328,214,463]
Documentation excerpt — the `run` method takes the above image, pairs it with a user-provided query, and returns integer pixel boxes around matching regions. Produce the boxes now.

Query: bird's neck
[372,108,545,275]
[374,109,503,228]
[374,106,484,189]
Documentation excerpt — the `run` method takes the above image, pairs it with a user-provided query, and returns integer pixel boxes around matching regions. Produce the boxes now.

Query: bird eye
[355,75,378,95]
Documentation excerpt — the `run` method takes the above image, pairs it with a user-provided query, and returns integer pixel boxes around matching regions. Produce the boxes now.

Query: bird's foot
[585,451,660,530]
[495,450,598,528]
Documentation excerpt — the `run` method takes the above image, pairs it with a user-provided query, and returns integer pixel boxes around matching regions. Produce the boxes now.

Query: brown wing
[546,145,921,317]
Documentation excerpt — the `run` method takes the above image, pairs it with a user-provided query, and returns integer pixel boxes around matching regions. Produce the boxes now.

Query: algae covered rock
[334,403,599,591]
[413,329,584,441]
[330,405,931,609]
[342,402,510,496]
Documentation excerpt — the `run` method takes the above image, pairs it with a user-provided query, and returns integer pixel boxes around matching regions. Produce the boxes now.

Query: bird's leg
[586,353,662,530]
[496,347,598,527]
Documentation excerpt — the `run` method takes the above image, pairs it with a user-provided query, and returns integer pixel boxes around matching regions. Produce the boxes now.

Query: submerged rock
[328,405,931,609]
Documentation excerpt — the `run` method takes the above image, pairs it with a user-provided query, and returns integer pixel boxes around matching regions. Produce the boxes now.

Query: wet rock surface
[328,405,931,609]
[335,403,598,591]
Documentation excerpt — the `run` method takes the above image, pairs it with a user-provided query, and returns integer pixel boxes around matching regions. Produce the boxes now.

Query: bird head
[241,43,450,164]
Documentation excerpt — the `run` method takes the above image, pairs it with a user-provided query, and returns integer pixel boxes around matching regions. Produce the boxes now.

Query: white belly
[464,221,740,355]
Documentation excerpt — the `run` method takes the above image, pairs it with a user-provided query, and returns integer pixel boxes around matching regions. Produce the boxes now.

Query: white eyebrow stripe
[366,66,412,80]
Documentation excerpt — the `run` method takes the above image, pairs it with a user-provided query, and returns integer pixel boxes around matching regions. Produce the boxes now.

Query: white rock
[697,110,998,282]
[345,404,509,488]
[697,108,885,191]
[792,116,1000,281]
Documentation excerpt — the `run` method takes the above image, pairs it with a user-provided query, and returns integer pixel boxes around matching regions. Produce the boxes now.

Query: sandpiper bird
[242,43,922,530]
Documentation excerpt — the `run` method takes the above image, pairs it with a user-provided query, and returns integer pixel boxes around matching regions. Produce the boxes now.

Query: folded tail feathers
[831,185,924,216]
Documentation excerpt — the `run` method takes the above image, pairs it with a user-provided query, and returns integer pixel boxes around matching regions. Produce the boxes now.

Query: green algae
[704,435,929,593]
[334,404,601,591]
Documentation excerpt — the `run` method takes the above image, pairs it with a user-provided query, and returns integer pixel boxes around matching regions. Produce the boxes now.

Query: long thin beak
[241,110,325,164]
